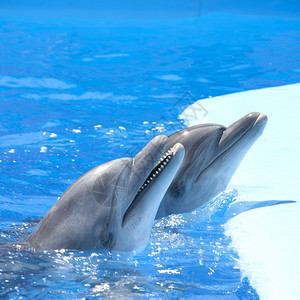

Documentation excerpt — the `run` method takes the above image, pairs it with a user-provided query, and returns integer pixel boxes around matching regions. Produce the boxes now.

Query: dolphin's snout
[171,143,185,161]
[218,112,268,151]
[131,134,169,192]
[254,112,268,127]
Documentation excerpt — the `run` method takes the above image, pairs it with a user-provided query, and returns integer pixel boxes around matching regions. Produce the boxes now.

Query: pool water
[0,9,299,299]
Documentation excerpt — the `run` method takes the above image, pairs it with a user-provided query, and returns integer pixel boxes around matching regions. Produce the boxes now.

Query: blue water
[0,9,299,299]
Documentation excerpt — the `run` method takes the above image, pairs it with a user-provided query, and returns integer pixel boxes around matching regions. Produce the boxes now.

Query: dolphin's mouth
[136,146,177,195]
[219,112,267,151]
[122,145,181,225]
[196,112,268,181]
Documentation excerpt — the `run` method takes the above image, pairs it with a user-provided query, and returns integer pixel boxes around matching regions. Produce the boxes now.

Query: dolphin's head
[91,135,185,251]
[156,112,268,218]
[27,135,184,252]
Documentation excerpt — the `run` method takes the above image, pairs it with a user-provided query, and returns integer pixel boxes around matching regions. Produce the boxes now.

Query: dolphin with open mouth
[156,112,268,219]
[26,136,185,251]
[25,112,267,252]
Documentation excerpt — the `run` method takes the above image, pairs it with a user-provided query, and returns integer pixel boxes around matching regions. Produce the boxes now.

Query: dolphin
[156,112,268,219]
[24,112,266,251]
[26,136,185,251]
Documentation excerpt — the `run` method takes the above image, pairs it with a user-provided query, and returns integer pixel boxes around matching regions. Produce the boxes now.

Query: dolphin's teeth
[138,146,176,196]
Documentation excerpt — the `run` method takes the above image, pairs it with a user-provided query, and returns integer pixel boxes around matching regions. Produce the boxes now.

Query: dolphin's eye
[170,182,185,199]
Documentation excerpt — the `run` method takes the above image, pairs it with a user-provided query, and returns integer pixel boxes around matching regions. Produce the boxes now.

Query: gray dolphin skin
[25,111,267,252]
[156,112,268,219]
[26,136,185,251]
